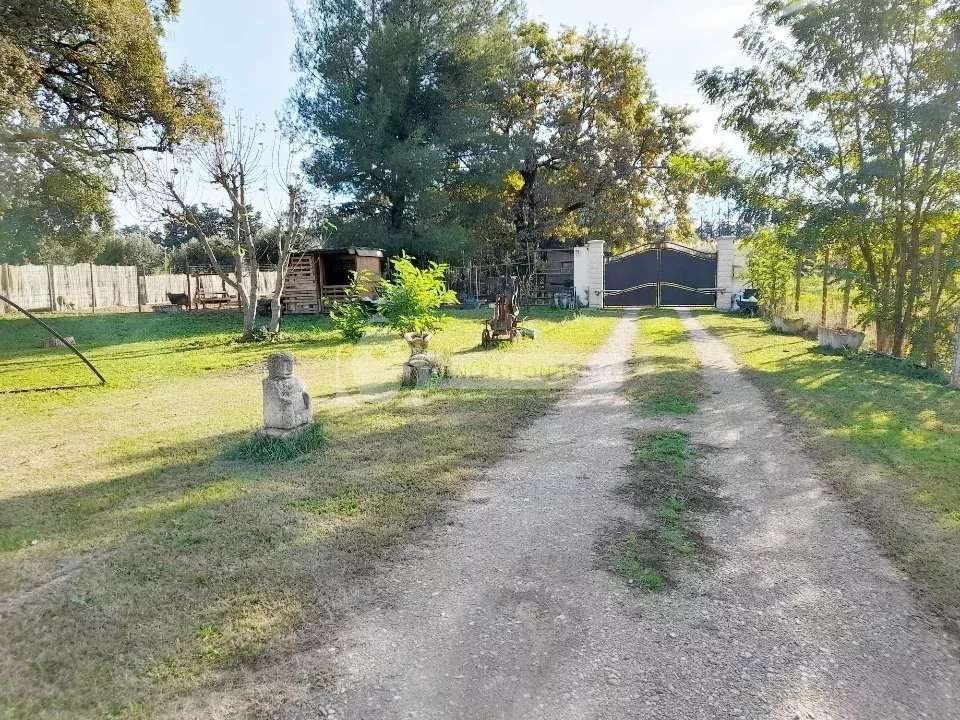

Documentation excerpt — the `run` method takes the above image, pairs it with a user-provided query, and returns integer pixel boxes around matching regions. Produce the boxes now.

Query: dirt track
[303,311,959,720]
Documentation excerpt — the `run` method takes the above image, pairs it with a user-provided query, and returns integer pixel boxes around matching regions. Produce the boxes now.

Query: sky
[124,0,754,225]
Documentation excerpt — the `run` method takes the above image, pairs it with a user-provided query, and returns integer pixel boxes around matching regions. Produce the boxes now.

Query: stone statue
[260,352,313,438]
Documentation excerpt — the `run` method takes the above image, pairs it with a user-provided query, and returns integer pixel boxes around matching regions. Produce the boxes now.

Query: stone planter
[772,316,805,334]
[817,326,865,352]
[403,332,432,355]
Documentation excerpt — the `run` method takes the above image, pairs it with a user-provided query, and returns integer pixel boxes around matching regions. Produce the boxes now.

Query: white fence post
[0,264,8,314]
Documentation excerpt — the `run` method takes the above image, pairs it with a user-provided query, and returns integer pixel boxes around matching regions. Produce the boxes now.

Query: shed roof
[301,245,384,258]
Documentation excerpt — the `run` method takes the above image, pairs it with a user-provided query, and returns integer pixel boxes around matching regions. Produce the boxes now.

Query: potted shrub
[379,253,457,354]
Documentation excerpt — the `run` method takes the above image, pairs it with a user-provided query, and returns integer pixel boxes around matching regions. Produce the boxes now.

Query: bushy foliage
[378,254,457,335]
[743,228,796,318]
[330,270,375,343]
[96,231,165,271]
[0,168,113,264]
[698,0,960,359]
[291,0,516,253]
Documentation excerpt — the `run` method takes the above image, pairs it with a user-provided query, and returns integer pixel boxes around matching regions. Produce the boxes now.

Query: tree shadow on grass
[0,385,555,718]
[0,311,343,360]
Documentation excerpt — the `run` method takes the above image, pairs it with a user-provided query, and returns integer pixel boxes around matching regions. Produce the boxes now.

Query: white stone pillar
[587,239,605,308]
[714,236,748,311]
[573,240,606,308]
[573,246,590,307]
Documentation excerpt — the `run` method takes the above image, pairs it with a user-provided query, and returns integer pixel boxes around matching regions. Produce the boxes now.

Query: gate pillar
[715,236,748,311]
[574,239,605,308]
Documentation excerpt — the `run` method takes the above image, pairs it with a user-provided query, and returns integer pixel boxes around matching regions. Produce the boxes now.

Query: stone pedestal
[260,352,313,439]
[402,352,440,388]
[40,336,76,348]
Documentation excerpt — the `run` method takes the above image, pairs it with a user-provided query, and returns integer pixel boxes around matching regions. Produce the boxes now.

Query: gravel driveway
[307,311,959,720]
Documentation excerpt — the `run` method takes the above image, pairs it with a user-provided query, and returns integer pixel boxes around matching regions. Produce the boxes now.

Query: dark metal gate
[604,242,718,307]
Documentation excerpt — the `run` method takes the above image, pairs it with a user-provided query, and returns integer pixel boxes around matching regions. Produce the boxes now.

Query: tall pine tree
[290,0,519,257]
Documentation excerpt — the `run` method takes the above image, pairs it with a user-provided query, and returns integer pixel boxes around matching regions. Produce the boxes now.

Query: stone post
[573,246,590,307]
[260,352,313,439]
[587,239,605,308]
[952,317,960,390]
[715,236,748,311]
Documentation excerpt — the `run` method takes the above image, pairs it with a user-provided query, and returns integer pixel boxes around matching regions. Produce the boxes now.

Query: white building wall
[715,236,748,311]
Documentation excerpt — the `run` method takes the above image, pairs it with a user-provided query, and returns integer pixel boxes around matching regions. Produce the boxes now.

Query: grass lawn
[694,310,960,633]
[0,307,618,719]
[625,309,703,414]
[601,310,712,592]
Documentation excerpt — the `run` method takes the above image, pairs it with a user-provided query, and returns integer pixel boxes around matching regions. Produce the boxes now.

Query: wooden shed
[283,247,385,314]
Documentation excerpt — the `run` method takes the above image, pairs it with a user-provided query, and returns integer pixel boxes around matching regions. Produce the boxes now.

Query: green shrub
[330,270,375,343]
[228,424,327,462]
[379,253,457,335]
[743,227,796,317]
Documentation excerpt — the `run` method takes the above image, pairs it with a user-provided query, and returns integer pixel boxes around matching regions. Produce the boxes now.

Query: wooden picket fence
[0,263,279,314]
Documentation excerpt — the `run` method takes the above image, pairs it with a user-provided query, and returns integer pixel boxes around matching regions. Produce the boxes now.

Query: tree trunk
[793,256,802,314]
[389,194,406,232]
[925,231,944,368]
[899,216,926,357]
[952,316,960,390]
[820,248,830,327]
[269,249,292,334]
[840,277,852,329]
[243,261,259,338]
[231,214,256,339]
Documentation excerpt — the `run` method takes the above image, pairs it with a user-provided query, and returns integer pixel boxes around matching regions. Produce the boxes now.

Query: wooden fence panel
[0,264,281,314]
[259,271,277,295]
[141,274,189,305]
[1,264,54,311]
[50,264,94,310]
[91,265,138,309]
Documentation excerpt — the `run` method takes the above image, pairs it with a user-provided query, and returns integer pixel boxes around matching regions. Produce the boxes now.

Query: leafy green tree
[698,0,960,358]
[743,226,797,318]
[96,228,166,271]
[0,0,219,264]
[290,0,518,257]
[1,0,219,177]
[0,166,113,263]
[482,23,706,259]
[379,253,457,336]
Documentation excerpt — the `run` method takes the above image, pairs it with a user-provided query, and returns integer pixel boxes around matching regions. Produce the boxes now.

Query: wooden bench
[195,291,236,309]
